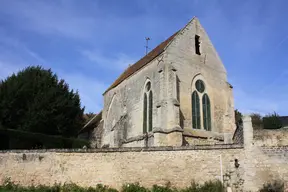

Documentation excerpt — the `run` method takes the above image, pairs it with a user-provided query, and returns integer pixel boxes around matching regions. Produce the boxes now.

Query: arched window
[192,79,212,131]
[192,91,201,129]
[202,94,211,131]
[143,81,153,133]
[143,93,147,133]
[148,91,153,132]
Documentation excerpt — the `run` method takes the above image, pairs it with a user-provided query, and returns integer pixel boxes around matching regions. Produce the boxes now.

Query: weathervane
[145,37,151,55]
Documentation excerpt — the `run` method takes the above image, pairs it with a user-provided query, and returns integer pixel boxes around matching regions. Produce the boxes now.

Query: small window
[146,82,151,92]
[195,80,205,93]
[195,35,201,55]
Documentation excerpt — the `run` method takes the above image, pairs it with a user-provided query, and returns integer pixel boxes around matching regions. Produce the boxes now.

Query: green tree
[0,66,84,137]
[263,112,282,129]
[250,113,263,129]
[234,109,243,125]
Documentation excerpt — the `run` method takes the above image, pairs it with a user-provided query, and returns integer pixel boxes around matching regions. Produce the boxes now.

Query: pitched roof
[103,31,179,94]
[78,111,102,134]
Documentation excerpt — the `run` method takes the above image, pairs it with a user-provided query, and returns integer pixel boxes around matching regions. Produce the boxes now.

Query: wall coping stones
[0,144,243,154]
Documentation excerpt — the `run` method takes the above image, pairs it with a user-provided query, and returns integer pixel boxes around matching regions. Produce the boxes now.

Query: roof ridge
[103,30,180,94]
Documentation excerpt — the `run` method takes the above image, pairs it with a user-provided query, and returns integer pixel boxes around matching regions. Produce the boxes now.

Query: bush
[259,181,284,192]
[263,112,282,129]
[0,128,90,149]
[182,180,224,192]
[122,183,148,192]
[0,179,224,192]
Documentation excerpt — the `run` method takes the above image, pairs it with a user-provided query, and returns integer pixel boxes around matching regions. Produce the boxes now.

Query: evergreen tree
[0,66,84,137]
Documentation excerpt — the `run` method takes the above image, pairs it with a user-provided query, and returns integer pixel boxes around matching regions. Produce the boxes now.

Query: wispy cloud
[80,50,137,70]
[0,1,97,40]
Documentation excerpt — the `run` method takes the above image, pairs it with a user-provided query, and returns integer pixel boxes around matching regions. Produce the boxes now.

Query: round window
[145,82,151,92]
[195,80,205,93]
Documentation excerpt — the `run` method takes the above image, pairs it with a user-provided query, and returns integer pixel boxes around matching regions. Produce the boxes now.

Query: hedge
[0,128,90,149]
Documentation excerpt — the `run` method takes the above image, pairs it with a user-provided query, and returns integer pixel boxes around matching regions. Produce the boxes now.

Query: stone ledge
[120,132,153,144]
[0,144,244,154]
[153,126,184,134]
[183,128,224,141]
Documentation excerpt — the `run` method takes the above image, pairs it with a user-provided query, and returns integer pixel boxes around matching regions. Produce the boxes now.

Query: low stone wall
[254,128,288,146]
[0,145,244,190]
[1,116,288,191]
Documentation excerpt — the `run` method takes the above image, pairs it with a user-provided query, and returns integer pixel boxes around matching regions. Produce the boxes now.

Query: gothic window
[192,91,201,129]
[148,91,153,132]
[143,81,153,133]
[143,93,147,133]
[192,79,212,131]
[202,94,211,131]
[195,35,201,55]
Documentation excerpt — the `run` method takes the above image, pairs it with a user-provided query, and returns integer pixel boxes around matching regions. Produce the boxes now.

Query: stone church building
[79,17,236,148]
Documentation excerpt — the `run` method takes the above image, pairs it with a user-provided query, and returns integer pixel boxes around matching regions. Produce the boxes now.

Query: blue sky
[0,0,287,115]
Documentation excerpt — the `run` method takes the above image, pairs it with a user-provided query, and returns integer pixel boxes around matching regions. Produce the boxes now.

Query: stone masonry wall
[0,145,244,191]
[165,18,235,134]
[102,56,162,148]
[1,116,288,191]
[0,144,288,191]
[253,128,288,146]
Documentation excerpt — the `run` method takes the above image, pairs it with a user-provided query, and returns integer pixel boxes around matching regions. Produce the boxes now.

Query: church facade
[80,17,236,148]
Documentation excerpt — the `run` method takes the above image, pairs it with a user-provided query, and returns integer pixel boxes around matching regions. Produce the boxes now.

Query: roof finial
[145,37,151,55]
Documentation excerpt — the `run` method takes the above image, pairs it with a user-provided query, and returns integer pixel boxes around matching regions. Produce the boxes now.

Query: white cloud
[81,50,137,70]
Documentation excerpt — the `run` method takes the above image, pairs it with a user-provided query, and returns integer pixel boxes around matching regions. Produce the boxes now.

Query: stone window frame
[191,74,213,131]
[143,79,153,133]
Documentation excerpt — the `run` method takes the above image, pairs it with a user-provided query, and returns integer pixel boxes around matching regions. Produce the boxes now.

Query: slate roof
[103,31,179,94]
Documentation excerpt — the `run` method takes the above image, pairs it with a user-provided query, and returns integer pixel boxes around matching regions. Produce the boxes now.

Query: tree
[0,66,85,137]
[234,109,243,125]
[250,113,263,129]
[263,112,282,129]
[84,112,96,124]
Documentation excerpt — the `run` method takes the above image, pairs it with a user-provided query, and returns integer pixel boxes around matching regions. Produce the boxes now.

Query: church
[78,17,236,148]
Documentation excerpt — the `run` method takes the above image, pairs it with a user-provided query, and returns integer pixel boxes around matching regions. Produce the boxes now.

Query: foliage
[84,113,97,124]
[234,109,243,125]
[122,183,148,192]
[0,128,89,149]
[259,180,284,192]
[0,179,225,192]
[181,180,224,192]
[262,112,282,129]
[0,66,85,138]
[0,178,117,192]
[250,113,263,129]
